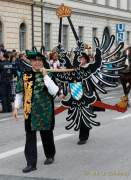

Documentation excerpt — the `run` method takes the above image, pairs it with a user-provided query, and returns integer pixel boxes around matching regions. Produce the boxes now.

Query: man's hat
[25,49,49,68]
[26,50,45,60]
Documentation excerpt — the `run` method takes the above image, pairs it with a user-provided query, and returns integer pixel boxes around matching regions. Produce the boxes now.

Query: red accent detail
[93,101,127,113]
[55,106,68,115]
[54,101,127,115]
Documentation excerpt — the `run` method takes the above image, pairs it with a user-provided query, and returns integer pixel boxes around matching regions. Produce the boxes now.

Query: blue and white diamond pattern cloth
[69,82,83,100]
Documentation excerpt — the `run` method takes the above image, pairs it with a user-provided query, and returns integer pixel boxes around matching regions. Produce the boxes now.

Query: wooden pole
[46,68,76,72]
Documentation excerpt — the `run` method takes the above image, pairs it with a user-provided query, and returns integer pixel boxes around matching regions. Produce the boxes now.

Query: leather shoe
[44,158,54,165]
[77,140,87,145]
[22,165,37,173]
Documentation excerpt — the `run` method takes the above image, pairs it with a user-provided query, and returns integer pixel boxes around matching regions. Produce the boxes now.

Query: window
[62,25,68,50]
[105,0,109,6]
[93,0,97,3]
[45,23,51,51]
[0,21,3,44]
[19,23,26,51]
[127,0,131,10]
[117,0,120,8]
[78,26,84,41]
[127,31,130,45]
[92,27,97,52]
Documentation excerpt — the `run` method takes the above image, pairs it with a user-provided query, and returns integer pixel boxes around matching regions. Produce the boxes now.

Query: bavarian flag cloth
[69,82,83,100]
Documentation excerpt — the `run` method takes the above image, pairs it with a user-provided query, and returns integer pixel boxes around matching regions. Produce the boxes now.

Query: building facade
[0,0,131,51]
[40,0,131,51]
[0,0,32,51]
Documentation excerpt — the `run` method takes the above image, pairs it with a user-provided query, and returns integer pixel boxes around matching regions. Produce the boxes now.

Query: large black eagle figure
[53,4,126,131]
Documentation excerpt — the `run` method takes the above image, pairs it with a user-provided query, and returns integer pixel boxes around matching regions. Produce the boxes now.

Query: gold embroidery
[23,74,33,119]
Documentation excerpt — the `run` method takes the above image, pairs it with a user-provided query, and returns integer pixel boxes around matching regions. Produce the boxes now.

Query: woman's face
[53,53,58,61]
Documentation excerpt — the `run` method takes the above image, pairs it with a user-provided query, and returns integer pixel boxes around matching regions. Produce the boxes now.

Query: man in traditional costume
[13,51,59,173]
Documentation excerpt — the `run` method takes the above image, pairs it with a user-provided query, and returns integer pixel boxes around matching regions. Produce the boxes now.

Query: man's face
[31,57,44,71]
[79,56,87,66]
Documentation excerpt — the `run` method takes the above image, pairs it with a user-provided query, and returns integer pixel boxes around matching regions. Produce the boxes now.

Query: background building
[0,0,32,51]
[40,0,131,52]
[0,0,131,51]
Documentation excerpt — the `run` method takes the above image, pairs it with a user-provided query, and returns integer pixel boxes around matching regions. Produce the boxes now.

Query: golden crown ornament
[56,4,72,18]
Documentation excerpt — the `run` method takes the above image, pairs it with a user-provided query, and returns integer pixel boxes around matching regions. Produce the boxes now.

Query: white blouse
[14,74,59,109]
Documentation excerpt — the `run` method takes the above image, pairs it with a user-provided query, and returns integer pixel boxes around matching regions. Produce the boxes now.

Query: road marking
[0,107,63,122]
[0,133,74,160]
[102,96,115,100]
[0,115,23,122]
[0,117,14,122]
[113,113,131,120]
[110,92,120,94]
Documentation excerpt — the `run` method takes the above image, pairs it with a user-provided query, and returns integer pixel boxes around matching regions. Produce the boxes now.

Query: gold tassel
[116,96,128,110]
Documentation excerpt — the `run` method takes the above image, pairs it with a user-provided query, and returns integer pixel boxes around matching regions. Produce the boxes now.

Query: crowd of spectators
[0,44,28,112]
[0,44,62,113]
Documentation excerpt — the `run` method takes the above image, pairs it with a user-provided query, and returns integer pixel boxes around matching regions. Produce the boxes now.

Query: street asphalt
[0,85,131,180]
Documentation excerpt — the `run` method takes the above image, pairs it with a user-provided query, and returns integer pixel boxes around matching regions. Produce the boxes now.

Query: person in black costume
[77,52,105,145]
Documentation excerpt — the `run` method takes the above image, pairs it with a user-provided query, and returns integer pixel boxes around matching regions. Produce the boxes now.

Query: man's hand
[59,94,65,100]
[12,108,19,120]
[40,67,47,76]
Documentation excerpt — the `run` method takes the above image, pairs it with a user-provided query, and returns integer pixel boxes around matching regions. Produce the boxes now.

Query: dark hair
[10,54,17,62]
[0,43,4,48]
[3,52,9,59]
[19,53,25,59]
[49,52,58,60]
[12,49,16,53]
